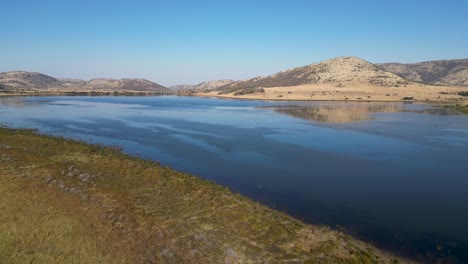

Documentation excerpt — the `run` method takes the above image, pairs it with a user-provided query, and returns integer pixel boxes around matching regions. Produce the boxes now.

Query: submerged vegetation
[0,127,409,263]
[441,104,468,114]
[455,105,468,114]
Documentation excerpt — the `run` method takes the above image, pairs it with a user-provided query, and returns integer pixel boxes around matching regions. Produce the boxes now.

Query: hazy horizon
[1,0,467,86]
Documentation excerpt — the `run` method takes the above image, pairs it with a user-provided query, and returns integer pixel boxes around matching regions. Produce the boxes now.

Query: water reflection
[261,103,465,123]
[0,97,26,108]
[405,108,463,116]
[261,104,402,123]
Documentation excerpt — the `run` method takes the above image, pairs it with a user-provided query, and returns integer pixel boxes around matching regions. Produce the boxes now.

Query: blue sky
[1,0,467,86]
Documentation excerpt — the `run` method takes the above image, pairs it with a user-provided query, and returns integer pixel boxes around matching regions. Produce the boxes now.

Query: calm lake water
[1,96,468,261]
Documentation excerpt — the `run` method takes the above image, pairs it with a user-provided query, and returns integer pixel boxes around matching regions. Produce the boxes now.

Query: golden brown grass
[0,127,412,263]
[196,83,468,106]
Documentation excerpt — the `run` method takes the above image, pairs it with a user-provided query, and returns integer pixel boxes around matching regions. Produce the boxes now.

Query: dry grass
[197,82,468,106]
[0,127,413,263]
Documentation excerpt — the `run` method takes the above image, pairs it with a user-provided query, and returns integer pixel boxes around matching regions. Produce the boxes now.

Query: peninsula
[0,127,411,263]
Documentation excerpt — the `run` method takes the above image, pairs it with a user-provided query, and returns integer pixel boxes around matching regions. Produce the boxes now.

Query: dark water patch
[248,187,468,263]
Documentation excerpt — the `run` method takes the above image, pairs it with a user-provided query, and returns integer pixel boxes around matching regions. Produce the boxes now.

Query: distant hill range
[0,71,168,93]
[168,85,195,91]
[204,57,468,94]
[2,57,467,95]
[169,80,234,92]
[215,57,410,94]
[193,79,234,91]
[376,59,468,87]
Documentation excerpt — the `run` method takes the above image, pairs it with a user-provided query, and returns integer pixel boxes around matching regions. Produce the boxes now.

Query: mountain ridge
[2,57,468,95]
[216,57,411,94]
[0,71,168,92]
[377,59,468,87]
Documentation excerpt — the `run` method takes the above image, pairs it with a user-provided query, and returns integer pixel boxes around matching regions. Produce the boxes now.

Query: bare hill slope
[217,57,410,94]
[0,71,168,92]
[377,59,468,86]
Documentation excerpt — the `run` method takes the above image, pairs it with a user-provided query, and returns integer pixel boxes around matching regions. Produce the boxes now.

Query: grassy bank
[0,127,411,263]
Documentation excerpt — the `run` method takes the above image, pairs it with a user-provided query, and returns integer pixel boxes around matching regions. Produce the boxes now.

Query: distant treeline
[232,87,265,96]
[64,91,176,96]
[0,84,14,92]
[1,89,177,97]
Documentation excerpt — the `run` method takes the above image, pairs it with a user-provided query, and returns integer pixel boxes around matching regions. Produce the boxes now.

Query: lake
[1,96,467,261]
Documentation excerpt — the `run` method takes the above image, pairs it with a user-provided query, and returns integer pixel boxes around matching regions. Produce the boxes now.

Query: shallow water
[1,96,467,261]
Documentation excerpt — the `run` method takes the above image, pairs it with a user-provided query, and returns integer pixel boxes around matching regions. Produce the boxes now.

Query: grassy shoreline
[0,127,413,263]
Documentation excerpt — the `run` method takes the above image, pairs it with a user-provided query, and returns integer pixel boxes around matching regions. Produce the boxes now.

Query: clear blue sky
[1,0,467,86]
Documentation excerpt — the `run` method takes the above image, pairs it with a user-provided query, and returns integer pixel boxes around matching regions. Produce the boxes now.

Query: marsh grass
[442,104,468,114]
[0,127,410,263]
[455,105,468,114]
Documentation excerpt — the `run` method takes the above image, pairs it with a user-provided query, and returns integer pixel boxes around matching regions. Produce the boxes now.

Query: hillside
[0,71,168,93]
[193,79,234,91]
[170,80,235,94]
[169,84,194,91]
[85,78,167,92]
[217,57,410,94]
[377,59,468,86]
[194,57,468,103]
[0,71,62,90]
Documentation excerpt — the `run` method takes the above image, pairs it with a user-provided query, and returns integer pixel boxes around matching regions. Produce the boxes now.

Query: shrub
[233,87,265,96]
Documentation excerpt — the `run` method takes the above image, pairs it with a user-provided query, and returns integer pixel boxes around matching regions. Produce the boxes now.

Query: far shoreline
[1,91,467,113]
[192,83,468,113]
[0,91,462,104]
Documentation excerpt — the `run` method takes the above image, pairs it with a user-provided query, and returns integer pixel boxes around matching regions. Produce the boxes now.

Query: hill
[0,71,168,93]
[216,57,410,94]
[169,84,194,91]
[0,71,62,90]
[377,59,468,86]
[195,57,467,103]
[85,78,167,92]
[193,79,234,91]
[170,80,235,94]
